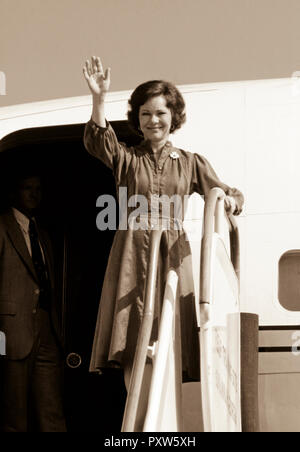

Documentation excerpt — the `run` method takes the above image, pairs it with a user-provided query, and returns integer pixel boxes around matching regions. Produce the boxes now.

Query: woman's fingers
[224,196,236,213]
[104,67,111,82]
[96,57,104,75]
[83,57,110,93]
[91,56,97,73]
[84,58,99,77]
[84,59,92,77]
[91,56,103,75]
[82,66,89,81]
[84,56,107,76]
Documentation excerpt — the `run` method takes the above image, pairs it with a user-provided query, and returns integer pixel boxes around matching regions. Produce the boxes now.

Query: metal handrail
[228,213,240,282]
[143,269,180,432]
[200,187,240,306]
[121,227,166,432]
[199,187,241,432]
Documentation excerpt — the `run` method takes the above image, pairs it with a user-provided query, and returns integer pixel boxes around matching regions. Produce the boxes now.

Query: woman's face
[138,95,172,144]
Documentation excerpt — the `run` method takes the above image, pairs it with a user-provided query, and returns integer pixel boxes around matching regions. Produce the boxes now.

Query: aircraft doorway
[0,122,139,432]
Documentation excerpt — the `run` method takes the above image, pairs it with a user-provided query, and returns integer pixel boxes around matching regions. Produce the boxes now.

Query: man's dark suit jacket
[0,210,62,360]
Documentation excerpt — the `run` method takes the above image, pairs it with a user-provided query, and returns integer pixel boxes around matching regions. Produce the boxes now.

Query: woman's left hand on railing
[224,196,237,214]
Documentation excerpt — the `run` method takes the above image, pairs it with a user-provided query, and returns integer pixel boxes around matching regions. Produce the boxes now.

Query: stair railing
[121,227,167,432]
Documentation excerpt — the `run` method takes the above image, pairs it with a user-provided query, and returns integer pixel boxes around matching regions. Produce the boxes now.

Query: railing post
[143,269,180,431]
[122,227,165,432]
[200,187,226,306]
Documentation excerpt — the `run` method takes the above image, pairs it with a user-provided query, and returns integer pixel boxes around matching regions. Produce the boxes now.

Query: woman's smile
[147,126,163,132]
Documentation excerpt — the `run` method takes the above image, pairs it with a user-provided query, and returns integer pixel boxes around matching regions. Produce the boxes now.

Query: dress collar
[138,139,173,154]
[137,139,181,167]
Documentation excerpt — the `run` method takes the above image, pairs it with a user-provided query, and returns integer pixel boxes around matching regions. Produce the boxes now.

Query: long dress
[84,119,244,382]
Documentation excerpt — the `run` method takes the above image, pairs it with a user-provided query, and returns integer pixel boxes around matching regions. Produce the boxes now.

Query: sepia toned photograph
[1,0,300,435]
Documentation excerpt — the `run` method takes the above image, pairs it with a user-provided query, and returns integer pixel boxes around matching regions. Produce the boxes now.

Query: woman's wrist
[92,97,106,127]
[92,93,107,104]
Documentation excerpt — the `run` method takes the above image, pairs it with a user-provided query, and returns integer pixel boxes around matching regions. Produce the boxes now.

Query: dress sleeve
[191,153,244,215]
[83,118,129,177]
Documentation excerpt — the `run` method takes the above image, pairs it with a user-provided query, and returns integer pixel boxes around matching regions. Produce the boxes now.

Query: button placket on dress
[151,157,160,228]
[149,143,175,228]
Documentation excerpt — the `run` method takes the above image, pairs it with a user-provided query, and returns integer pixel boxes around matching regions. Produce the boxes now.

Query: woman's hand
[83,56,111,98]
[224,195,237,214]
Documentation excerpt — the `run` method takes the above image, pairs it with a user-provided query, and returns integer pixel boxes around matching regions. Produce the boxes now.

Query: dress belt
[127,213,184,230]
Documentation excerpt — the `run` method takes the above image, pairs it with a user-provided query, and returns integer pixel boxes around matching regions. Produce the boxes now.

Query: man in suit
[0,173,66,432]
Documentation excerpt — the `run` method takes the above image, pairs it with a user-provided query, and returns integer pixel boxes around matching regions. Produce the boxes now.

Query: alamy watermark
[0,71,6,95]
[96,187,187,231]
[292,331,300,357]
[95,187,205,242]
[0,331,6,355]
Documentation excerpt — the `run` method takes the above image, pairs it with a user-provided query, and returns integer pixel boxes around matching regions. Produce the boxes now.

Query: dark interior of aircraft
[0,121,142,432]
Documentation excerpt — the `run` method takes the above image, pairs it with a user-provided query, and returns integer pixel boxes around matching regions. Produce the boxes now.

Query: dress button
[32,308,37,314]
[34,288,40,295]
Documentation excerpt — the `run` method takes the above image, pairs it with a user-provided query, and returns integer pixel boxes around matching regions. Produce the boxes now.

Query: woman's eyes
[141,111,166,116]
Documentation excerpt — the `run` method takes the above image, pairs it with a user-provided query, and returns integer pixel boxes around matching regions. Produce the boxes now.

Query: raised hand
[83,56,111,98]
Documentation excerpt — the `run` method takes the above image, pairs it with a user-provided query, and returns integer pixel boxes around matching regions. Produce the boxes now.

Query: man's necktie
[29,218,51,311]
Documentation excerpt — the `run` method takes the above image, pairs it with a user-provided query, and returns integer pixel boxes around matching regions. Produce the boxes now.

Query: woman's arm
[192,153,244,215]
[83,57,132,183]
[83,56,111,127]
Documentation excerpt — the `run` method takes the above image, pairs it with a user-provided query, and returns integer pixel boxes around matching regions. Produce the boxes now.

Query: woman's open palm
[83,56,111,97]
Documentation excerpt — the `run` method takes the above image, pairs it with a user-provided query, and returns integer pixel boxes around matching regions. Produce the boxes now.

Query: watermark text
[96,187,187,232]
[292,331,300,356]
[0,331,6,355]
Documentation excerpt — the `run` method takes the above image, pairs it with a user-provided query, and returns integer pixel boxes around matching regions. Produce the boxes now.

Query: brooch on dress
[170,151,179,159]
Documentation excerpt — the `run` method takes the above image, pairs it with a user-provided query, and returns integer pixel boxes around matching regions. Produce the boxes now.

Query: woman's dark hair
[127,80,186,134]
